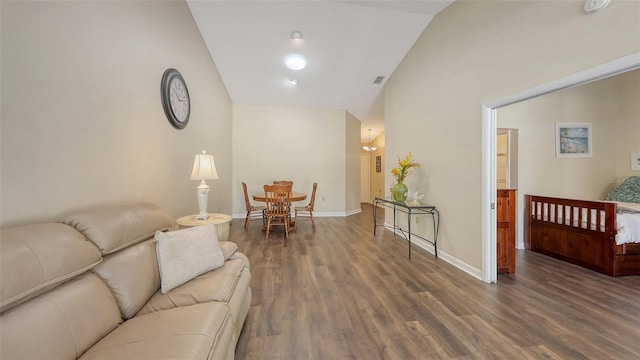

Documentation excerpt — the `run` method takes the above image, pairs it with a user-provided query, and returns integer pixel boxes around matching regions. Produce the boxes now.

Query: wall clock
[161,68,190,129]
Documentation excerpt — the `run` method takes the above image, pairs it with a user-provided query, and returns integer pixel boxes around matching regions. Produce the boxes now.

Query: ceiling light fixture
[363,129,377,152]
[290,31,303,40]
[285,54,306,70]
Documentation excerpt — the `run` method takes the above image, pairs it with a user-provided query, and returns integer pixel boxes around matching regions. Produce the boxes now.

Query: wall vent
[372,76,385,84]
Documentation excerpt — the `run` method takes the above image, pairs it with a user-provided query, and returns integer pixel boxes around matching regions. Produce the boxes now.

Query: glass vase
[391,182,408,202]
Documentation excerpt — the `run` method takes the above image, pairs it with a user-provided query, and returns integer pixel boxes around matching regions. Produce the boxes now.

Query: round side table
[174,213,232,241]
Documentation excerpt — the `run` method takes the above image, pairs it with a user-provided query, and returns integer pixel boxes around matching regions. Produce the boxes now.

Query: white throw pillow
[155,224,225,294]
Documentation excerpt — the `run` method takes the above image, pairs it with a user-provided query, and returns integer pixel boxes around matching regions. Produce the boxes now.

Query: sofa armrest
[219,241,238,260]
[228,252,250,270]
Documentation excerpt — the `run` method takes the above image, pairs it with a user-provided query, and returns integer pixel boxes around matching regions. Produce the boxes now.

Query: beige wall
[618,70,640,177]
[0,1,233,226]
[499,69,639,199]
[499,69,640,247]
[231,104,360,217]
[384,0,640,272]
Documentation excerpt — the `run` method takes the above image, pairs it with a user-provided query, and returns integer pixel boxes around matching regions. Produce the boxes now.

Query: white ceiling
[187,1,454,142]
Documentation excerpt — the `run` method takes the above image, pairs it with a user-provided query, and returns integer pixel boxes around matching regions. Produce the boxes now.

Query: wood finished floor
[232,204,640,359]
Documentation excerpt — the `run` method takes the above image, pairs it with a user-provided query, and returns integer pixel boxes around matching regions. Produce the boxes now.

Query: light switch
[632,153,640,171]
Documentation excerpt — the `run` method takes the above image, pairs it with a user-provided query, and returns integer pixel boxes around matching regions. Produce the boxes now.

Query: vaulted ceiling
[187,0,454,142]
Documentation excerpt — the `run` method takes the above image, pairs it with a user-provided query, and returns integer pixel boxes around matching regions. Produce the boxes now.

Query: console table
[373,197,439,259]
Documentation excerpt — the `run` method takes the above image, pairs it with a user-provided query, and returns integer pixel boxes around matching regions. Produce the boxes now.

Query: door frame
[481,52,640,283]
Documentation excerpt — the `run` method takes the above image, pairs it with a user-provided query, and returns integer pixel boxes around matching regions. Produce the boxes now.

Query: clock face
[161,68,190,129]
[169,77,189,122]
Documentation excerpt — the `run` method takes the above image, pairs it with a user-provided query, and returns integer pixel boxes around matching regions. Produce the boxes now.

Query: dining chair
[242,182,266,230]
[294,182,318,231]
[273,180,294,188]
[263,184,292,239]
[273,181,294,221]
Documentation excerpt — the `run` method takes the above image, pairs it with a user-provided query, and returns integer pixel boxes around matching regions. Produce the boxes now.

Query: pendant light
[363,129,377,152]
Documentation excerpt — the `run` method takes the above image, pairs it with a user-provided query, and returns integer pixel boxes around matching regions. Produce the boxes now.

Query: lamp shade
[190,150,219,180]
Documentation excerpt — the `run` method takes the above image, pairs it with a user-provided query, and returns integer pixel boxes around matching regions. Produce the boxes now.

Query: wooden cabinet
[497,189,516,273]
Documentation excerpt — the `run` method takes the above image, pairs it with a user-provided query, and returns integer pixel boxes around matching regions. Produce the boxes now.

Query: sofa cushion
[92,239,160,319]
[0,273,123,359]
[155,225,225,294]
[64,202,173,255]
[0,223,102,313]
[137,258,246,316]
[80,302,234,360]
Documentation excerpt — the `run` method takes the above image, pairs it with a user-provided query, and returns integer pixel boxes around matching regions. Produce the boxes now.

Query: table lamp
[190,150,219,220]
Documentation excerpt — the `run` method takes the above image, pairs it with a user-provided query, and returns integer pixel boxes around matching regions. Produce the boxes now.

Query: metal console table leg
[372,197,439,259]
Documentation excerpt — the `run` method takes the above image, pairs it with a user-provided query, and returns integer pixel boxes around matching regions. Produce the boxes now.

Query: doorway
[360,153,371,203]
[481,52,640,283]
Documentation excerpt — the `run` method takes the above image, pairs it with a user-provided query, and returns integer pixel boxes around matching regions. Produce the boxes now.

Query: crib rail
[526,195,616,234]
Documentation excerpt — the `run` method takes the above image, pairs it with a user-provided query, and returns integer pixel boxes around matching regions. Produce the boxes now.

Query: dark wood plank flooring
[231,204,640,359]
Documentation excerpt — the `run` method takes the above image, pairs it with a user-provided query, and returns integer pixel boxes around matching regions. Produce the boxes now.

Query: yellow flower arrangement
[391,152,420,183]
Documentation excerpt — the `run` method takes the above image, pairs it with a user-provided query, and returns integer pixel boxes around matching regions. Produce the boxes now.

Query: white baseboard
[385,224,482,281]
[232,209,361,219]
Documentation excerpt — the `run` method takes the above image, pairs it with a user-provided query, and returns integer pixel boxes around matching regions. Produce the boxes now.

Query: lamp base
[196,180,210,221]
[195,213,209,220]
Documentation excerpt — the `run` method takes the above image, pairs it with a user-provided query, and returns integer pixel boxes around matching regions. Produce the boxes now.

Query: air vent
[372,76,385,85]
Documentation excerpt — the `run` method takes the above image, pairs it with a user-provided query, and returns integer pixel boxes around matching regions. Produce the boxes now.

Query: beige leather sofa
[0,202,251,359]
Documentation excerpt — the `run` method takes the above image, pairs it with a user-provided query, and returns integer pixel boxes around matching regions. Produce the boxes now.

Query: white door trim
[481,51,640,283]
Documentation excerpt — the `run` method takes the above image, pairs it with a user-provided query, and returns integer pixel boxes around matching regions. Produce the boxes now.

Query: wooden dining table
[252,192,307,203]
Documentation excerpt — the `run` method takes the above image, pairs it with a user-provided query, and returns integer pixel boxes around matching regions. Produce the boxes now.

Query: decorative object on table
[160,68,190,129]
[391,152,420,202]
[363,128,377,152]
[555,123,592,158]
[190,150,219,220]
[406,190,424,205]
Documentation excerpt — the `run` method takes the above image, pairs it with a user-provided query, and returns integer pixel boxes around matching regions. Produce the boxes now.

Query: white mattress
[614,202,640,245]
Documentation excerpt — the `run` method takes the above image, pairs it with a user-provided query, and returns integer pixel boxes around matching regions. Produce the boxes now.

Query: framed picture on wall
[556,123,592,158]
[376,156,381,172]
